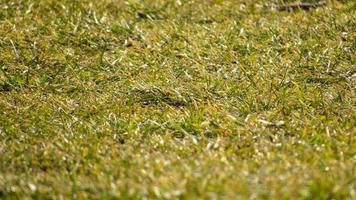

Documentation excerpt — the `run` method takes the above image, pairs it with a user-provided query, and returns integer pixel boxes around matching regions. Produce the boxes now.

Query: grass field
[0,0,355,199]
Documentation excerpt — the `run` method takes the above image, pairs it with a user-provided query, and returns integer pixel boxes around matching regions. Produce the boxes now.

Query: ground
[0,0,355,199]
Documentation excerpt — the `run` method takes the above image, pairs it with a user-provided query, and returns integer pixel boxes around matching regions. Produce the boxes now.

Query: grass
[0,0,355,199]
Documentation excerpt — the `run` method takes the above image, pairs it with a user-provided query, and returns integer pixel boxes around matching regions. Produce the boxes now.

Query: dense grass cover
[0,0,355,199]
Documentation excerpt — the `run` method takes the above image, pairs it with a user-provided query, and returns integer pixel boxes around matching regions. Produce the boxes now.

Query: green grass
[0,0,355,199]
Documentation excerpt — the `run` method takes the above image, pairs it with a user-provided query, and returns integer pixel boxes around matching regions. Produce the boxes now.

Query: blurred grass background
[0,0,355,199]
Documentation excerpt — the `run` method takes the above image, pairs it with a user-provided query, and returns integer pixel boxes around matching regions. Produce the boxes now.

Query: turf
[0,0,355,199]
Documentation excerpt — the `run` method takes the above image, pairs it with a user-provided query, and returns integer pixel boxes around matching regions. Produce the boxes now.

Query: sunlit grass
[0,0,355,199]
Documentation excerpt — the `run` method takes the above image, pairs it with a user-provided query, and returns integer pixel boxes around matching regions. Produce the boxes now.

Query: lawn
[0,0,355,199]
